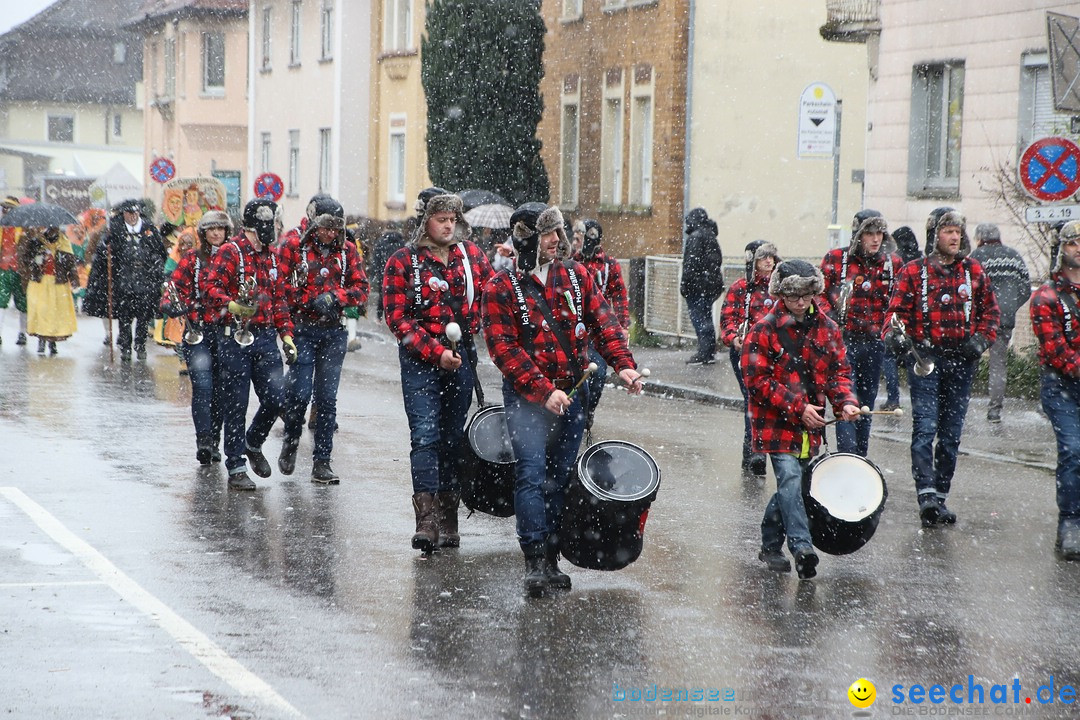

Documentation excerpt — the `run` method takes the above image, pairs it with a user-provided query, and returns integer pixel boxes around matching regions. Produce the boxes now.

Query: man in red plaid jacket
[276,196,369,484]
[1030,221,1080,560]
[721,240,780,476]
[204,198,297,491]
[741,259,860,579]
[821,210,904,458]
[484,202,644,597]
[882,208,999,527]
[383,188,493,553]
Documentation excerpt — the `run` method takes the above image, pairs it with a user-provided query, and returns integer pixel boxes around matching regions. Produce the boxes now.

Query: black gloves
[883,330,913,358]
[162,301,187,318]
[960,334,991,362]
[312,291,341,320]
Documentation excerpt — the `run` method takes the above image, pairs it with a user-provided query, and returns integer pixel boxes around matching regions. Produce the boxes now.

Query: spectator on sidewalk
[680,208,724,365]
[970,223,1031,423]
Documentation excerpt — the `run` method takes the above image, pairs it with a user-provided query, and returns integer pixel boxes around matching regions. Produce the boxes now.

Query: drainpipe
[682,0,695,254]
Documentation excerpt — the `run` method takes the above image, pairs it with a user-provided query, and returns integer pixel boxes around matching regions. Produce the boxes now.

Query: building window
[164,37,177,98]
[320,2,334,60]
[908,61,964,197]
[290,1,302,66]
[112,113,123,139]
[288,130,300,197]
[559,77,580,207]
[384,0,412,52]
[319,128,332,193]
[601,69,625,206]
[389,115,407,204]
[1018,52,1075,153]
[48,115,74,143]
[202,32,226,94]
[113,42,127,64]
[261,7,272,70]
[562,0,583,19]
[261,132,271,174]
[629,66,654,207]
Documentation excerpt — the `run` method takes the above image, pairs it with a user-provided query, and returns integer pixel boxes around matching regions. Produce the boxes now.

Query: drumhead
[577,441,660,503]
[467,406,515,465]
[808,453,885,522]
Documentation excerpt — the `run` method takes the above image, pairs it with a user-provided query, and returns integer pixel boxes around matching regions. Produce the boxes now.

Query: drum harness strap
[919,257,971,348]
[1057,280,1080,344]
[772,313,828,453]
[225,240,277,335]
[508,263,585,391]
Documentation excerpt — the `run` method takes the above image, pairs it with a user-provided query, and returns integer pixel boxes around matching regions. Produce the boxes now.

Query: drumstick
[565,362,599,400]
[825,406,904,425]
[446,321,462,355]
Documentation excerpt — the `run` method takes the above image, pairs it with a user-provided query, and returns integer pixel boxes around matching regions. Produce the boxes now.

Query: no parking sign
[253,173,284,202]
[1020,137,1080,202]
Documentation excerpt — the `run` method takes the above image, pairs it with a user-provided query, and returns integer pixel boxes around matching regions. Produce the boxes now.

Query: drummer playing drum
[741,260,860,579]
[482,202,644,597]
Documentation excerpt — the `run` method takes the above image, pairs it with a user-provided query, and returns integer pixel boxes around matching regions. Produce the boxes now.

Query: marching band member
[204,199,297,491]
[383,188,492,551]
[483,203,643,596]
[162,211,232,465]
[277,197,369,484]
[821,210,903,457]
[883,209,999,527]
[721,240,780,476]
[742,259,860,579]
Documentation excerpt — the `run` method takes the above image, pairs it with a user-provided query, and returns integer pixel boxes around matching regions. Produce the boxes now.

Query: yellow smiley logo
[848,678,876,709]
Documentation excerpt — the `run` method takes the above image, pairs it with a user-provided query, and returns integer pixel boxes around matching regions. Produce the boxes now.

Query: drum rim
[467,404,516,465]
[807,451,887,518]
[577,440,660,502]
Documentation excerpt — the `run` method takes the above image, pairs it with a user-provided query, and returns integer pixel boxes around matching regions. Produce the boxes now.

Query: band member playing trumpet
[742,260,860,579]
[384,188,493,551]
[205,198,297,491]
[721,240,780,476]
[883,209,999,527]
[277,196,369,484]
[821,210,904,457]
[483,203,644,596]
[162,210,232,465]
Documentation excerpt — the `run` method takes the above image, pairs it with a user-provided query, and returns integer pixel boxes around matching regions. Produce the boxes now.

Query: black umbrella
[457,189,509,212]
[0,202,78,227]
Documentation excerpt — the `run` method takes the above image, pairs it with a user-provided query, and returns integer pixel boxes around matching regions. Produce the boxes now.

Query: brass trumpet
[163,280,203,345]
[837,280,854,325]
[889,314,935,377]
[232,276,258,347]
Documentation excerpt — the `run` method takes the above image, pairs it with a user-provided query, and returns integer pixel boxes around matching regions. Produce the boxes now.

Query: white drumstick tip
[445,322,462,343]
[587,362,599,373]
[641,368,651,378]
[860,405,871,414]
[893,408,904,417]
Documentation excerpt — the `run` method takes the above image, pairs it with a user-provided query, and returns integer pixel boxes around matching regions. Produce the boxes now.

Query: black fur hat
[769,259,824,298]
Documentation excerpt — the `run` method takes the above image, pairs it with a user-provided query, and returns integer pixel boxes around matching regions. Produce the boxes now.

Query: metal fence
[825,0,880,23]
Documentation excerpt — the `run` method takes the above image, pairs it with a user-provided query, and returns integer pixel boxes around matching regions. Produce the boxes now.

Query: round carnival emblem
[541,319,550,331]
[269,268,277,280]
[941,293,952,304]
[764,298,774,307]
[428,277,441,292]
[855,275,865,285]
[861,281,872,291]
[957,283,971,299]
[320,267,330,278]
[575,322,587,338]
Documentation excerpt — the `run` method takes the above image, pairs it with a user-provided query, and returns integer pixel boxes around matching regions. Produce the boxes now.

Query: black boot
[278,437,299,475]
[245,444,272,478]
[918,495,941,528]
[411,493,439,551]
[48,341,57,355]
[196,435,215,465]
[1057,523,1080,560]
[522,542,548,597]
[228,471,256,491]
[311,459,339,485]
[437,491,461,548]
[544,542,571,589]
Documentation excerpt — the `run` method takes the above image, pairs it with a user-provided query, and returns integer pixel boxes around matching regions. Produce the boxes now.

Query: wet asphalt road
[2,326,1080,719]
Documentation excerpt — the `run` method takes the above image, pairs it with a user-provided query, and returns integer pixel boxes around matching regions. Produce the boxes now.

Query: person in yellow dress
[18,226,78,354]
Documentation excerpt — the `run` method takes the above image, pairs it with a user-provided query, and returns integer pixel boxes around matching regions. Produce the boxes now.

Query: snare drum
[559,441,661,571]
[802,452,887,555]
[460,405,516,517]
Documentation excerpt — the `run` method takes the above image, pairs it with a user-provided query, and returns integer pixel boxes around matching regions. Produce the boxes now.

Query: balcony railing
[821,0,881,43]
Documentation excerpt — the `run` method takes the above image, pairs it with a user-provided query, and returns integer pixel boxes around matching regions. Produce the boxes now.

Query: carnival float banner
[160,176,227,227]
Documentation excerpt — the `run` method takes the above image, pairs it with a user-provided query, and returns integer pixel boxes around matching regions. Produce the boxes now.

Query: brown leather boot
[411,493,439,551]
[437,491,461,548]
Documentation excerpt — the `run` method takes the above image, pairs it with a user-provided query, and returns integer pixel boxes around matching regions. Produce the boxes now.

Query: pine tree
[422,0,550,206]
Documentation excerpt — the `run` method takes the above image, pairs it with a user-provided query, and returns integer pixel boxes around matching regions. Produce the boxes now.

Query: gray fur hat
[925,209,971,258]
[769,259,825,298]
[197,210,232,238]
[412,191,469,245]
[849,210,891,256]
[1053,221,1080,271]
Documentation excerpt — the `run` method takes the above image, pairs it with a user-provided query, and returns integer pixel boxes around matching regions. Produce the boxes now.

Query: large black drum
[559,441,661,571]
[460,405,516,517]
[802,452,887,555]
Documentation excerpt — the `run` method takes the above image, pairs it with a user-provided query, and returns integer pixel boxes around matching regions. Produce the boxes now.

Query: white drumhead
[809,454,884,522]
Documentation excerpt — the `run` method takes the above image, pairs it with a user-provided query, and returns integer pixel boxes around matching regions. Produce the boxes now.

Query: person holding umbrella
[0,196,29,346]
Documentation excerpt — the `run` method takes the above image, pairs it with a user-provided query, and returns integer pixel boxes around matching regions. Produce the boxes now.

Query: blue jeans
[761,453,813,554]
[398,345,474,494]
[836,336,884,457]
[882,352,901,407]
[907,351,975,499]
[218,326,287,474]
[585,344,608,417]
[1040,371,1080,527]
[284,323,347,460]
[503,378,587,549]
[730,346,753,462]
[181,325,224,444]
[685,295,716,358]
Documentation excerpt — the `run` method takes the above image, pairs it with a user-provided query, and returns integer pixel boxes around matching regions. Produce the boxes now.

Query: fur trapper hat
[744,240,779,279]
[925,208,971,258]
[769,259,825,298]
[197,210,232,237]
[849,209,891,256]
[412,191,469,245]
[1052,221,1080,271]
[511,203,571,259]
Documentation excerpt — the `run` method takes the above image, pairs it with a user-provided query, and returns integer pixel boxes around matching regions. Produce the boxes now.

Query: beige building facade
[688,1,869,262]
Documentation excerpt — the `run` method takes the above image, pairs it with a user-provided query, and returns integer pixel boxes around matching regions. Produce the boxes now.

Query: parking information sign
[797,83,837,158]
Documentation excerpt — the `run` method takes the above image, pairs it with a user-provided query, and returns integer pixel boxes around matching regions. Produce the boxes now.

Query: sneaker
[794,547,819,579]
[919,495,941,528]
[16,332,27,346]
[987,408,1002,424]
[758,549,791,573]
[311,459,340,485]
[685,354,706,366]
[245,444,272,478]
[701,355,716,365]
[227,471,257,491]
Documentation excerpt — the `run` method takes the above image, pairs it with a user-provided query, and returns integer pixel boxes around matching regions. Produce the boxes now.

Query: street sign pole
[831,99,842,225]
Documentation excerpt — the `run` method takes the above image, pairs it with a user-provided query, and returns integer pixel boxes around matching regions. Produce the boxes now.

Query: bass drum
[460,405,516,517]
[802,452,887,555]
[560,441,661,571]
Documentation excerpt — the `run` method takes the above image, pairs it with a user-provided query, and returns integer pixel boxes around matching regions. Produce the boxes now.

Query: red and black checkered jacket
[277,235,369,326]
[167,249,218,325]
[1031,274,1080,377]
[382,240,493,365]
[720,273,776,347]
[883,256,999,348]
[821,248,904,337]
[483,261,635,406]
[204,234,293,337]
[578,251,629,328]
[741,303,858,455]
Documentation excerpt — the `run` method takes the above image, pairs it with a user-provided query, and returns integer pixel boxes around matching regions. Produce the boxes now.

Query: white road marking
[0,487,305,719]
[0,580,106,588]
